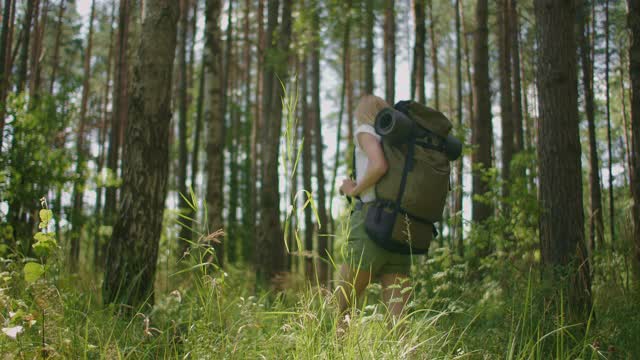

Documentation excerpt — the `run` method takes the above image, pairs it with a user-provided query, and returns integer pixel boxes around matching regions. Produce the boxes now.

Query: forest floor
[1,252,639,359]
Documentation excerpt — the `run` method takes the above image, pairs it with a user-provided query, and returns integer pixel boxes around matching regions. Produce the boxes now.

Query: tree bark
[329,0,352,235]
[102,0,179,309]
[105,0,132,226]
[498,0,513,211]
[48,0,64,94]
[176,0,191,252]
[300,55,314,280]
[94,0,116,269]
[510,0,524,156]
[257,0,292,286]
[427,0,439,109]
[471,0,493,224]
[310,0,328,287]
[69,0,96,272]
[534,0,591,319]
[412,0,426,104]
[453,0,463,257]
[0,0,14,136]
[204,0,224,266]
[577,0,604,253]
[16,0,34,93]
[604,0,615,246]
[627,0,640,280]
[383,0,395,104]
[249,0,265,257]
[364,0,374,95]
[241,0,253,263]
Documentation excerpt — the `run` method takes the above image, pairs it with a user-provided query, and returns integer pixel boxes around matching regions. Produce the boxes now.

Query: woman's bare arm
[350,133,388,196]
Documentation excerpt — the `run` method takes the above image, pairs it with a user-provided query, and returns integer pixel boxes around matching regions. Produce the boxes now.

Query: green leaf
[38,209,53,229]
[32,232,57,258]
[24,262,44,283]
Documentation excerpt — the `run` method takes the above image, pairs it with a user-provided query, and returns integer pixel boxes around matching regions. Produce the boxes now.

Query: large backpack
[355,100,460,255]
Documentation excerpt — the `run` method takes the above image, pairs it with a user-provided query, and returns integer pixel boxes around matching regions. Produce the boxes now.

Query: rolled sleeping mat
[444,134,462,161]
[374,107,414,146]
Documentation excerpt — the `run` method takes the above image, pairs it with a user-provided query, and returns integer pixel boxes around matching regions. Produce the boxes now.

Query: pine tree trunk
[94,0,116,269]
[105,0,131,226]
[604,0,615,246]
[577,0,604,253]
[189,58,205,247]
[69,0,96,272]
[498,0,513,212]
[364,0,374,95]
[454,0,463,257]
[257,0,292,286]
[627,0,640,281]
[471,0,493,224]
[534,0,591,320]
[249,0,265,258]
[300,55,314,280]
[412,0,426,104]
[28,0,47,99]
[427,0,439,110]
[204,0,224,266]
[102,0,179,309]
[511,0,524,156]
[241,0,253,263]
[48,0,64,94]
[177,0,191,251]
[329,0,352,235]
[16,0,34,93]
[0,0,13,137]
[311,1,328,286]
[383,0,395,104]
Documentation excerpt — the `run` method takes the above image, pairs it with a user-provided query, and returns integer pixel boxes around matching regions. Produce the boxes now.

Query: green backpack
[355,100,462,255]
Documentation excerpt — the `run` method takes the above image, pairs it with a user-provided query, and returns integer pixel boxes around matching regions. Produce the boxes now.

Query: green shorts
[343,208,413,275]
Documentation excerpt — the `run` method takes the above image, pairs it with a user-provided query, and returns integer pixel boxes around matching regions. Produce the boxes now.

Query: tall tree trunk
[383,0,395,104]
[257,0,292,286]
[177,0,191,251]
[69,0,96,272]
[578,0,604,253]
[498,0,513,212]
[412,0,426,104]
[311,0,328,286]
[16,0,34,93]
[453,0,463,257]
[0,0,14,136]
[189,57,205,247]
[105,0,131,226]
[241,0,253,263]
[94,0,116,269]
[364,0,374,94]
[102,0,179,309]
[627,0,640,281]
[471,0,493,224]
[534,0,591,320]
[204,0,224,266]
[48,0,64,94]
[300,55,314,280]
[460,0,474,133]
[604,0,615,246]
[427,0,439,109]
[329,0,352,235]
[228,36,240,265]
[28,0,46,99]
[510,0,524,156]
[249,0,265,258]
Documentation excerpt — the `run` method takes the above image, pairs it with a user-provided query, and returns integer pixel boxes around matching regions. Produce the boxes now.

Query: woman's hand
[340,179,358,197]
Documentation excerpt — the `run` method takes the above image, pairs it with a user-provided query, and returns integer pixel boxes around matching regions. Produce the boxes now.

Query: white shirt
[354,124,381,203]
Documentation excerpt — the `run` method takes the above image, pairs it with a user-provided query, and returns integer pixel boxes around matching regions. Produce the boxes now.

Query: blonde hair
[354,95,390,125]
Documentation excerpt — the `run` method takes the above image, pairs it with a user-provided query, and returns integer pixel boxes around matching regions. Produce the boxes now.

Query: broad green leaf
[24,262,44,283]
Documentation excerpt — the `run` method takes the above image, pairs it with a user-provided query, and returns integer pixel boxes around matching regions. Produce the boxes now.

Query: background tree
[534,0,591,319]
[629,0,640,280]
[102,0,179,308]
[204,0,225,266]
